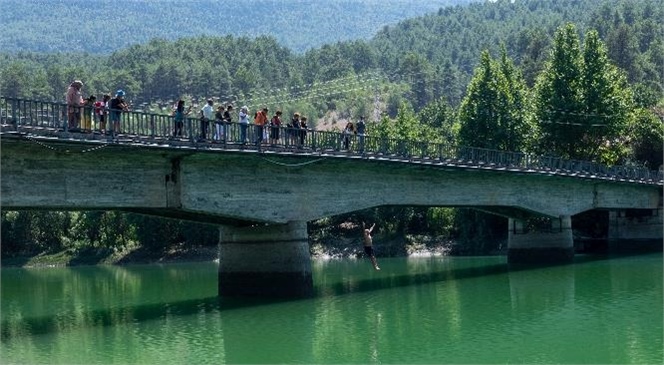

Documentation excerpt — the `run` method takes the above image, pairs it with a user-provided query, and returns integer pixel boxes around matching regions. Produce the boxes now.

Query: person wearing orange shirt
[254,107,268,145]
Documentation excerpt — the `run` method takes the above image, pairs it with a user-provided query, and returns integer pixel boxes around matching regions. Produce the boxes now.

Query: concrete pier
[608,208,663,241]
[508,216,574,264]
[218,221,313,297]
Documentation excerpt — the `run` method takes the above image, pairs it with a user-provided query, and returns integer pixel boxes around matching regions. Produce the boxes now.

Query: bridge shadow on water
[1,251,658,341]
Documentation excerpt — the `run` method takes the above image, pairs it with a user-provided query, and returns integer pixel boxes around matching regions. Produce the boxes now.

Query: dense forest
[1,0,662,261]
[0,0,475,54]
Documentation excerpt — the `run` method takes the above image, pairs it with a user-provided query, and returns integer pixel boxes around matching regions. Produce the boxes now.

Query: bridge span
[1,97,662,297]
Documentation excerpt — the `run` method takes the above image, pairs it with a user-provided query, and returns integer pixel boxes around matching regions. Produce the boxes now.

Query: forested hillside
[1,0,662,261]
[1,0,660,114]
[0,0,474,54]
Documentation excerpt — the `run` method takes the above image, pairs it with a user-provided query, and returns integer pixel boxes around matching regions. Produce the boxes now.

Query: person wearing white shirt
[199,98,214,141]
[239,106,249,144]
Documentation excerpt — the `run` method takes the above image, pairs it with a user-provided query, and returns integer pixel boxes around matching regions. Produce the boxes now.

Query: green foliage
[628,109,664,169]
[458,49,531,150]
[425,208,457,236]
[533,24,634,163]
[417,97,458,145]
[1,211,218,259]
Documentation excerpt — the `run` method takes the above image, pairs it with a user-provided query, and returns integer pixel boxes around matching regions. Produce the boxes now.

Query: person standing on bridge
[94,94,110,134]
[342,121,355,150]
[356,116,366,153]
[65,80,84,131]
[254,107,268,146]
[239,106,249,144]
[173,99,192,138]
[81,95,96,133]
[199,98,214,141]
[299,116,308,147]
[109,90,129,136]
[223,104,233,141]
[214,105,225,142]
[289,112,300,146]
[270,110,282,145]
[362,222,380,271]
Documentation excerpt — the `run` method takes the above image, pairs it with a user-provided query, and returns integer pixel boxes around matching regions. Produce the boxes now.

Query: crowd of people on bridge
[64,80,368,150]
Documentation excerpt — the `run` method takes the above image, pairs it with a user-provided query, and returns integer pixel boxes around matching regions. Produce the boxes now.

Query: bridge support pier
[508,216,574,264]
[608,208,663,249]
[218,221,313,297]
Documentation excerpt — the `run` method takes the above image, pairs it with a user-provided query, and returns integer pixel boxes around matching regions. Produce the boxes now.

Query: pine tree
[580,29,632,162]
[533,23,584,159]
[534,24,634,162]
[458,50,530,151]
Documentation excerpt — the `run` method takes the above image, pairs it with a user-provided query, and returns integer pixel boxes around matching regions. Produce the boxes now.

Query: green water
[1,254,662,364]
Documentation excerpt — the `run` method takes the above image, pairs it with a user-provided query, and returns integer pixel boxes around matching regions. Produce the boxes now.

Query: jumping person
[362,222,380,271]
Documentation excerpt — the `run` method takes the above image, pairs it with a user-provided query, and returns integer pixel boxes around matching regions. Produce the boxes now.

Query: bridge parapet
[2,96,662,186]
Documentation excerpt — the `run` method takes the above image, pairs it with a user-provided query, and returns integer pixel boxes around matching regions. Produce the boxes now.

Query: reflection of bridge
[2,97,662,297]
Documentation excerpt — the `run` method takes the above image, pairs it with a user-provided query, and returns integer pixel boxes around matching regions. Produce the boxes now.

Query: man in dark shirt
[356,116,366,153]
[109,90,128,135]
[223,105,233,141]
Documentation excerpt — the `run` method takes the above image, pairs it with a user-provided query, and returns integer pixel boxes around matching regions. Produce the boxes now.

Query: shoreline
[1,237,459,268]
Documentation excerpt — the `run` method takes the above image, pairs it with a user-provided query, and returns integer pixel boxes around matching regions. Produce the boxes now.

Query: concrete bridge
[1,97,662,297]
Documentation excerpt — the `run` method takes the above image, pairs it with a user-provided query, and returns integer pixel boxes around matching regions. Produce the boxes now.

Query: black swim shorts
[364,246,374,256]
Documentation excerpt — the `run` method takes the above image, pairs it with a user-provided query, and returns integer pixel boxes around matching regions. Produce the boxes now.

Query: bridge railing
[1,96,662,185]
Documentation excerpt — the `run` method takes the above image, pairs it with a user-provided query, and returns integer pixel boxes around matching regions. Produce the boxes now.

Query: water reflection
[2,254,662,364]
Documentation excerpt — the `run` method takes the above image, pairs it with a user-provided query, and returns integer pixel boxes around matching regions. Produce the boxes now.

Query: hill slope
[0,0,475,54]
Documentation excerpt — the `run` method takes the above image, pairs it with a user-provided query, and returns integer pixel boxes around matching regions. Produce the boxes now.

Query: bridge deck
[1,96,662,186]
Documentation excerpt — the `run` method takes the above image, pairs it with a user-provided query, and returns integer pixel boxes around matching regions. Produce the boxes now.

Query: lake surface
[1,253,662,364]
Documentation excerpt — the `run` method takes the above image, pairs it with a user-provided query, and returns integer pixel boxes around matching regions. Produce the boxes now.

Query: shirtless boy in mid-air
[362,222,380,271]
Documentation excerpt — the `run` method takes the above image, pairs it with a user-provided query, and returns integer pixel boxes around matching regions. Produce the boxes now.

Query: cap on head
[72,80,83,87]
[116,89,125,97]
